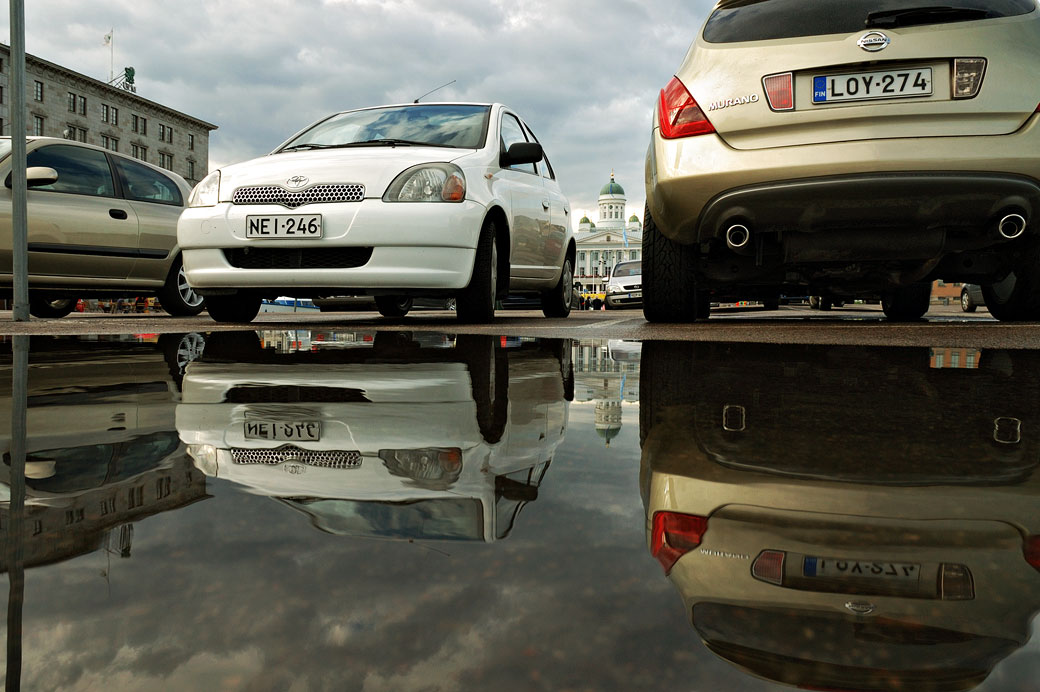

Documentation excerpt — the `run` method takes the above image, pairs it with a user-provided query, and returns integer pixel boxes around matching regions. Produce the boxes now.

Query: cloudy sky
[6,0,717,228]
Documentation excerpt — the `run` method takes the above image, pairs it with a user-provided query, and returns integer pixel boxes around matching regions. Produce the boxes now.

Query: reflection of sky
[3,337,1040,691]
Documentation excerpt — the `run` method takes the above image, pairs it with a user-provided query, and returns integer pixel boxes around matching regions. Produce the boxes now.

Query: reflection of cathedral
[573,340,641,446]
[575,174,643,296]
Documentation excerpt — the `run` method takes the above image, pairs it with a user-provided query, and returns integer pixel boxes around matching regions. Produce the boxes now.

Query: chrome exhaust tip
[726,224,751,252]
[998,213,1027,240]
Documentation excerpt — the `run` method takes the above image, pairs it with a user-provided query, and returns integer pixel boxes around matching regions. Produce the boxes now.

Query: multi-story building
[574,174,643,298]
[0,43,216,186]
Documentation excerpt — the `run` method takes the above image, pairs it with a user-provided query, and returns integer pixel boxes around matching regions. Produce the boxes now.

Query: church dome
[599,174,625,197]
[580,215,591,224]
[629,214,640,222]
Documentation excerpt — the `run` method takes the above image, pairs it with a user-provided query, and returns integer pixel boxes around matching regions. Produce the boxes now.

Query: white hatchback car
[179,103,575,323]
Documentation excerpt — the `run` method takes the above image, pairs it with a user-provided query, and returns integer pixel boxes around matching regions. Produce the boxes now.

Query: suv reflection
[178,332,572,542]
[640,342,1040,691]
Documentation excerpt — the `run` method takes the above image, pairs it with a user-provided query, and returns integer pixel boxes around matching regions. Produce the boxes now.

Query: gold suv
[0,137,203,318]
[644,0,1040,322]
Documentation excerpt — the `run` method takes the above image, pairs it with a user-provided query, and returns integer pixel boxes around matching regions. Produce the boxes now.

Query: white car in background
[178,103,575,323]
[605,259,642,309]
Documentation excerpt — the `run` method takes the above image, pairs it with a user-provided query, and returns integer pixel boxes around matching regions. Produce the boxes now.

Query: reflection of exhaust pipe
[726,223,752,254]
[998,213,1027,240]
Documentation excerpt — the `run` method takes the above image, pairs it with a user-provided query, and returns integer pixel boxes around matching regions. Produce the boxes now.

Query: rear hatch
[680,0,1040,149]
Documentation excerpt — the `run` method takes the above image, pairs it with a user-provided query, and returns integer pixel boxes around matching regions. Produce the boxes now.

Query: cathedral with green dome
[574,173,642,302]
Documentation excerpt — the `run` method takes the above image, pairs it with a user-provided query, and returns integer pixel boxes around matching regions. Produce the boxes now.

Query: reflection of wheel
[643,204,709,322]
[982,244,1040,321]
[541,257,574,318]
[457,335,508,443]
[445,298,457,311]
[808,296,821,309]
[375,296,412,317]
[28,295,77,318]
[457,219,498,323]
[159,332,207,390]
[882,282,932,321]
[157,256,206,316]
[961,288,977,312]
[205,294,262,323]
[552,338,575,402]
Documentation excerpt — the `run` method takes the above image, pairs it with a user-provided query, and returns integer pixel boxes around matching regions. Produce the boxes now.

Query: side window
[112,156,184,206]
[25,144,115,197]
[524,124,555,180]
[500,114,536,175]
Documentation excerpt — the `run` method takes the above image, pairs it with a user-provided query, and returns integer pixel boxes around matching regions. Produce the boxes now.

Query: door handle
[110,209,128,220]
[541,199,550,210]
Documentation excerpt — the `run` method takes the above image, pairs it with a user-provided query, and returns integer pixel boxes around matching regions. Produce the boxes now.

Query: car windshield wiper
[865,6,991,29]
[279,138,455,153]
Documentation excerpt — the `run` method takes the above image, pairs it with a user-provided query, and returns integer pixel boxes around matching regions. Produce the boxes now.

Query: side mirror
[500,142,543,168]
[5,166,59,189]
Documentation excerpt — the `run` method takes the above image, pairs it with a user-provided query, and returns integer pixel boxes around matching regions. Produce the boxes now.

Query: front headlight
[383,163,465,203]
[188,170,221,207]
[608,283,622,293]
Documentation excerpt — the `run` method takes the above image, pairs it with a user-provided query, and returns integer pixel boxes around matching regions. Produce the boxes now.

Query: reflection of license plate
[244,420,321,441]
[812,68,932,104]
[804,556,919,581]
[246,215,322,238]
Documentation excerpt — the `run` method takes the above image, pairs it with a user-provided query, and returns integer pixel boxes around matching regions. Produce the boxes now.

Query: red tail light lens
[752,550,786,585]
[651,511,708,574]
[1026,536,1040,571]
[762,72,794,111]
[658,77,715,139]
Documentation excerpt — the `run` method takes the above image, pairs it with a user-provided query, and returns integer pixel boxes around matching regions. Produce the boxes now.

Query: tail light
[651,511,708,574]
[1026,536,1040,571]
[752,550,786,585]
[658,77,715,139]
[938,563,975,600]
[762,72,794,111]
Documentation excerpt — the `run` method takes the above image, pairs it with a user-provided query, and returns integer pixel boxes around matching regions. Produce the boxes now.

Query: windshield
[612,261,642,278]
[278,104,491,152]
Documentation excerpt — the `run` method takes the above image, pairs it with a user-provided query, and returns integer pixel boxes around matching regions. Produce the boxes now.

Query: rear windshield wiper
[865,6,992,29]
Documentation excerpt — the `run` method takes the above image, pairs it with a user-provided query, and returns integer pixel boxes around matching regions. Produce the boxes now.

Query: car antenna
[414,80,457,103]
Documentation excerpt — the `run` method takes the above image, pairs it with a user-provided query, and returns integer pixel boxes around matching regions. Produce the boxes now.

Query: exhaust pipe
[998,213,1027,240]
[726,223,752,254]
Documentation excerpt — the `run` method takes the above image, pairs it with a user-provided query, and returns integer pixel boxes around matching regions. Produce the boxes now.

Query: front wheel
[205,294,262,323]
[375,296,412,318]
[28,295,77,318]
[457,219,499,324]
[882,282,932,321]
[960,289,977,313]
[157,256,206,316]
[642,204,707,323]
[541,257,574,318]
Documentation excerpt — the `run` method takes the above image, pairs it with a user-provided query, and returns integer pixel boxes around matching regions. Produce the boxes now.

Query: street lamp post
[9,0,30,321]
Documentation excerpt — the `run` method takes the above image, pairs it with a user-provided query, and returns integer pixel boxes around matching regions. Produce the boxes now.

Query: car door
[22,143,139,280]
[527,123,569,275]
[497,112,551,281]
[111,155,185,283]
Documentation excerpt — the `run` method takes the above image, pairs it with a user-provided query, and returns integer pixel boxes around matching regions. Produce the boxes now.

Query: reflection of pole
[9,0,29,321]
[7,335,29,691]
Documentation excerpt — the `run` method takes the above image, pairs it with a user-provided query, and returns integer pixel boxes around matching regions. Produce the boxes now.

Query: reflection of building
[0,42,216,185]
[574,340,640,446]
[574,174,643,296]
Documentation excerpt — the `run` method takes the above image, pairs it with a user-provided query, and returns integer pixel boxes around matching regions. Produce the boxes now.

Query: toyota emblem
[285,175,310,189]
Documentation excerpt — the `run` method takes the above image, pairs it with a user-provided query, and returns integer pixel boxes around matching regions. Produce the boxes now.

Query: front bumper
[178,198,486,291]
[605,288,642,307]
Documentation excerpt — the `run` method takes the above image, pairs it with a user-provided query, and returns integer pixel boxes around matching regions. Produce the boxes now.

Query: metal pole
[10,0,30,321]
[6,335,30,691]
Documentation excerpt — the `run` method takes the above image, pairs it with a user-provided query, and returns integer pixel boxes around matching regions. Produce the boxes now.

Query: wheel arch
[483,205,511,294]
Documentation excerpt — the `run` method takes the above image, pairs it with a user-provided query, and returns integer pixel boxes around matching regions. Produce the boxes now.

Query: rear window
[703,0,1037,43]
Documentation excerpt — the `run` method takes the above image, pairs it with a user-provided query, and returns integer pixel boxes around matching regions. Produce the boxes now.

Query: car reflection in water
[0,335,210,572]
[177,331,572,542]
[640,342,1040,692]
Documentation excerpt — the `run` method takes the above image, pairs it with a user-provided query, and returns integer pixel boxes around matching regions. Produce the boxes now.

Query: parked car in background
[178,103,575,323]
[605,259,642,309]
[643,0,1040,323]
[0,137,204,318]
[961,283,986,312]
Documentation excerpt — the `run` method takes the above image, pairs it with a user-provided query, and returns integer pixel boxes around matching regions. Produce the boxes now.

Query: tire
[457,335,508,443]
[156,256,206,316]
[982,244,1040,321]
[375,296,413,317]
[961,288,977,312]
[457,219,498,324]
[808,296,821,309]
[28,295,77,318]
[205,294,262,323]
[541,257,574,318]
[158,332,207,390]
[819,298,833,311]
[882,281,932,321]
[762,297,780,311]
[642,204,708,323]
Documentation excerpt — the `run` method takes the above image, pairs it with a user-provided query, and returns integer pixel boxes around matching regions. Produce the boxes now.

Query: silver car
[0,137,204,318]
[605,259,642,309]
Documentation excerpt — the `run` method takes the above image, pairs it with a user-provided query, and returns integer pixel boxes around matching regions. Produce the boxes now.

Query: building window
[188,133,195,150]
[78,95,87,115]
[630,251,639,260]
[158,124,173,144]
[187,160,196,179]
[132,114,147,134]
[65,126,87,142]
[64,124,77,140]
[32,115,44,136]
[159,152,173,170]
[101,135,118,152]
[101,105,119,125]
[131,143,147,161]
[0,86,4,104]
[34,80,43,101]
[111,107,118,126]
[68,92,77,112]
[102,104,109,122]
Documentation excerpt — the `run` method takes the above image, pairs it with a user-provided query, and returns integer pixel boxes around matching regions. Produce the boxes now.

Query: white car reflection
[640,341,1040,691]
[177,332,572,542]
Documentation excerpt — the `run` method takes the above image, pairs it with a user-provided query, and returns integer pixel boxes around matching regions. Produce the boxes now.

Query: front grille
[232,184,365,209]
[231,446,362,469]
[224,247,373,269]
